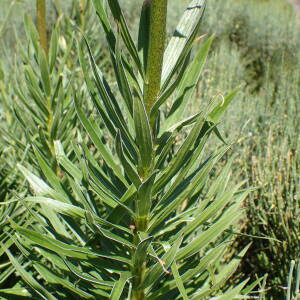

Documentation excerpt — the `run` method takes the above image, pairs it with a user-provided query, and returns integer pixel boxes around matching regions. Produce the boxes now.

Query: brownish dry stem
[36,0,48,55]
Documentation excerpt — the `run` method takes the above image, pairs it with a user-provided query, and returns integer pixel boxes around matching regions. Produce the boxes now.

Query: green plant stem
[36,0,48,55]
[53,0,62,18]
[131,232,147,300]
[131,2,168,299]
[143,0,168,117]
[80,0,86,30]
[132,290,145,300]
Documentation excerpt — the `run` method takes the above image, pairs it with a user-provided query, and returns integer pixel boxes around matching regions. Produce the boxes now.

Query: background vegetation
[0,0,299,299]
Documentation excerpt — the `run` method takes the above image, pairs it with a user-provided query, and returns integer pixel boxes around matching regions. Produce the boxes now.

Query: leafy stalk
[6,1,255,299]
[143,0,168,118]
[132,2,168,298]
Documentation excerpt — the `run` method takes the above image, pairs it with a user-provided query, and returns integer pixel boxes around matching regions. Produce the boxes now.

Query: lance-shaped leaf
[54,141,83,182]
[33,146,68,196]
[192,246,251,299]
[106,0,142,75]
[206,280,249,300]
[171,261,190,300]
[115,130,142,188]
[83,38,136,156]
[149,155,216,232]
[132,236,153,268]
[24,197,132,234]
[24,15,39,57]
[149,245,226,298]
[208,89,239,123]
[163,36,214,130]
[74,96,127,184]
[182,181,246,238]
[17,164,68,203]
[133,97,153,171]
[110,272,131,300]
[14,225,132,265]
[49,26,59,73]
[2,244,57,300]
[34,263,93,299]
[136,171,157,218]
[78,41,118,139]
[162,0,206,85]
[150,53,190,120]
[92,0,143,76]
[38,45,51,97]
[115,31,134,116]
[176,202,243,260]
[138,0,151,72]
[154,114,205,193]
[141,237,183,289]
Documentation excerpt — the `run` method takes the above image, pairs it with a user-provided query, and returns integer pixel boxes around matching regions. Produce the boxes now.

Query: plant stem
[132,290,145,300]
[143,0,168,117]
[53,0,63,18]
[79,0,86,30]
[36,0,48,55]
[131,2,168,299]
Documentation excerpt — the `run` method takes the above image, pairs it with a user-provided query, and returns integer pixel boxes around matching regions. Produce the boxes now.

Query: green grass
[197,0,300,298]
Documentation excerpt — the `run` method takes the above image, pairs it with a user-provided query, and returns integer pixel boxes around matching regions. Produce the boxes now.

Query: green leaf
[136,171,158,218]
[34,263,93,299]
[18,164,52,195]
[154,114,205,193]
[150,54,190,120]
[141,237,183,288]
[204,280,249,300]
[138,0,151,72]
[49,26,59,73]
[110,272,131,300]
[83,38,137,157]
[2,243,57,300]
[176,203,243,260]
[163,36,214,130]
[33,146,68,197]
[24,196,132,234]
[54,141,83,182]
[108,184,137,224]
[171,261,190,300]
[18,164,68,203]
[86,212,135,249]
[133,97,153,171]
[182,181,246,238]
[148,245,226,298]
[150,154,216,232]
[162,0,206,85]
[38,47,51,97]
[132,235,152,266]
[24,15,39,55]
[15,225,131,265]
[105,0,143,75]
[115,33,134,116]
[208,89,239,123]
[74,96,127,184]
[0,288,31,297]
[61,257,113,289]
[115,131,141,188]
[78,41,117,138]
